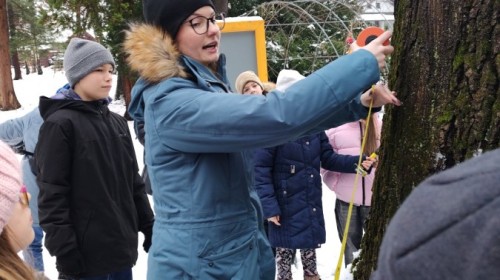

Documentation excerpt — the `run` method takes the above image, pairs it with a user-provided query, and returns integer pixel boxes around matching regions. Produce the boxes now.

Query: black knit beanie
[143,0,215,39]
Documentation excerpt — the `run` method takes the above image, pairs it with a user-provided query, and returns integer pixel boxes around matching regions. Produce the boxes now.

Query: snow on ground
[3,67,353,280]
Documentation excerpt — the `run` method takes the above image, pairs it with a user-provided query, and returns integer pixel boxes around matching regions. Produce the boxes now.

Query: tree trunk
[11,51,22,80]
[117,73,133,120]
[7,1,21,80]
[31,59,36,73]
[0,0,20,110]
[354,0,499,279]
[37,59,43,75]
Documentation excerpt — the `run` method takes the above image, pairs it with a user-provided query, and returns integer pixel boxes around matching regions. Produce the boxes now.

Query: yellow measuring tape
[334,86,375,280]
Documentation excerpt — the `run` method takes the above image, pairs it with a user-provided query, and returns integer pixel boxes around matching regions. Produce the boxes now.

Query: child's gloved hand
[142,226,153,253]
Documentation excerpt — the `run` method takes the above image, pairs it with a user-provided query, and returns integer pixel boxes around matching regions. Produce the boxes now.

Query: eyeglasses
[186,13,225,35]
[20,186,29,207]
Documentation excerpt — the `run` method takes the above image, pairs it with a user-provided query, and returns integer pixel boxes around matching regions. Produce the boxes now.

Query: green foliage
[228,0,272,17]
[236,0,364,81]
[41,0,102,37]
[36,0,143,97]
[9,0,56,65]
[100,0,143,98]
[11,0,366,98]
[101,0,142,69]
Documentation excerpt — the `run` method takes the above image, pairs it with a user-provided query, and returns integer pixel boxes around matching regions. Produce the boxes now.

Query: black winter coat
[254,132,362,249]
[36,95,154,277]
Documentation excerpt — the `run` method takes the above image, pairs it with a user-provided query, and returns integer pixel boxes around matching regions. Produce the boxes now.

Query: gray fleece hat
[63,38,115,87]
[373,148,500,280]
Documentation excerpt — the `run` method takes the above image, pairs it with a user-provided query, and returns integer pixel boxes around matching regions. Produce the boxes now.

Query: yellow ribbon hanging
[334,86,375,280]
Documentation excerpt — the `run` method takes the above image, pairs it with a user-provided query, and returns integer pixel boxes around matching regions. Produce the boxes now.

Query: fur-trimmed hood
[123,23,189,126]
[123,23,188,83]
[124,22,231,127]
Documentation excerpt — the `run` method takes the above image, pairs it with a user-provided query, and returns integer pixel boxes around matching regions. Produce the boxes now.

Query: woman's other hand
[361,83,401,108]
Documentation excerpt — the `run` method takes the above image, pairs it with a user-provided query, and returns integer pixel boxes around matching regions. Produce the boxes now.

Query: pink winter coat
[321,115,382,206]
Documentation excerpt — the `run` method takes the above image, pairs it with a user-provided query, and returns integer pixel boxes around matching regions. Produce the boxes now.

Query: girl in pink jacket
[322,113,381,265]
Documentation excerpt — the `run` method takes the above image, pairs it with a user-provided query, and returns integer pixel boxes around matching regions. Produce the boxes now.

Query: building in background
[360,0,394,30]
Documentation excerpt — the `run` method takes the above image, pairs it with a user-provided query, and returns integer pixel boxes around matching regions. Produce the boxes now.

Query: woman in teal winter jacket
[124,1,399,279]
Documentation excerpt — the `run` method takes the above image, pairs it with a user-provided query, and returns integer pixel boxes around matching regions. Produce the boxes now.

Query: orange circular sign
[357,26,390,46]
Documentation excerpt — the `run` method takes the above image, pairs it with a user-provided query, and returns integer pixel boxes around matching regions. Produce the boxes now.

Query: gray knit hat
[63,38,115,87]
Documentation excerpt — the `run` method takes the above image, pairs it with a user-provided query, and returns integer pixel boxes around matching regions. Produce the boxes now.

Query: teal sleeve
[152,49,380,153]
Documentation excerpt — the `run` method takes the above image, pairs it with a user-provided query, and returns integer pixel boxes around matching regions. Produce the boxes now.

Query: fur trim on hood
[123,23,188,83]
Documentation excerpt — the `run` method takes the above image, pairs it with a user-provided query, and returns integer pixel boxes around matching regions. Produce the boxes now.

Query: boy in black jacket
[35,38,154,280]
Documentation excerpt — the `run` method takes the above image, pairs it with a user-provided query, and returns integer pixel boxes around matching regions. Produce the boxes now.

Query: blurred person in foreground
[0,140,48,280]
[373,148,500,280]
[0,83,71,274]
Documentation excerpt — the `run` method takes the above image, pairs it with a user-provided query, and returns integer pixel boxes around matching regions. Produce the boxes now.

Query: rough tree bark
[354,1,499,279]
[0,0,20,110]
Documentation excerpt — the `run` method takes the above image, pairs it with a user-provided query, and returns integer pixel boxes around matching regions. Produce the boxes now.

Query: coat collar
[124,23,230,89]
[123,23,188,83]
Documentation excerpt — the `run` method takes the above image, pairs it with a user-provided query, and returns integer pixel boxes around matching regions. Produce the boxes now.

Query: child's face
[6,192,34,252]
[242,81,263,95]
[74,64,114,101]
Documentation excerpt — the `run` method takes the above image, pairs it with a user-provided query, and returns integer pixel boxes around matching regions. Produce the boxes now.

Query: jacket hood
[127,78,149,124]
[124,23,232,124]
[123,23,188,83]
[124,23,192,124]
